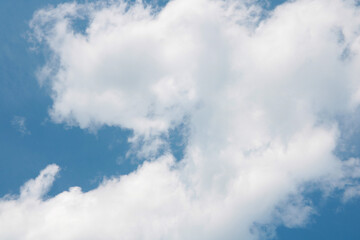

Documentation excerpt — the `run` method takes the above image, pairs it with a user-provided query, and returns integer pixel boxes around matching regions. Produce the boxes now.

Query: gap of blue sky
[0,0,134,196]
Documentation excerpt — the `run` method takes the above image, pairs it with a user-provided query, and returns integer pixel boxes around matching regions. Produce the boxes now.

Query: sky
[1,0,360,239]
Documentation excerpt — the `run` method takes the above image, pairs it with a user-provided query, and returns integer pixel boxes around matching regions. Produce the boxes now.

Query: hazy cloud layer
[11,116,31,135]
[2,0,360,239]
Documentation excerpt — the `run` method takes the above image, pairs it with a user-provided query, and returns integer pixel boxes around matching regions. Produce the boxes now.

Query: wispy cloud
[11,116,31,135]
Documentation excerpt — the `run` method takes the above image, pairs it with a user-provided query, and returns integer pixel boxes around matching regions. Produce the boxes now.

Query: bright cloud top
[2,0,360,239]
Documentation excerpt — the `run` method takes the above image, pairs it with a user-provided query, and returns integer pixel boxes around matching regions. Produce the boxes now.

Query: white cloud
[12,116,31,135]
[2,0,360,239]
[19,164,60,199]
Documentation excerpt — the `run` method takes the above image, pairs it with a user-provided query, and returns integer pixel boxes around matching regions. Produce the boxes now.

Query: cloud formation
[2,0,360,239]
[12,116,31,135]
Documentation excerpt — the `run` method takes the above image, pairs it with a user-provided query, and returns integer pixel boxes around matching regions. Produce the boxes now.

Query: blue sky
[0,0,135,196]
[1,0,360,239]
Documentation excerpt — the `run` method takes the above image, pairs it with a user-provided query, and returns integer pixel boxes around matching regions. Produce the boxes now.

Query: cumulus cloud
[12,116,31,135]
[2,0,360,239]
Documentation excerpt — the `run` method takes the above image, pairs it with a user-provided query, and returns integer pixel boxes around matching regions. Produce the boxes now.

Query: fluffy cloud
[2,0,360,239]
